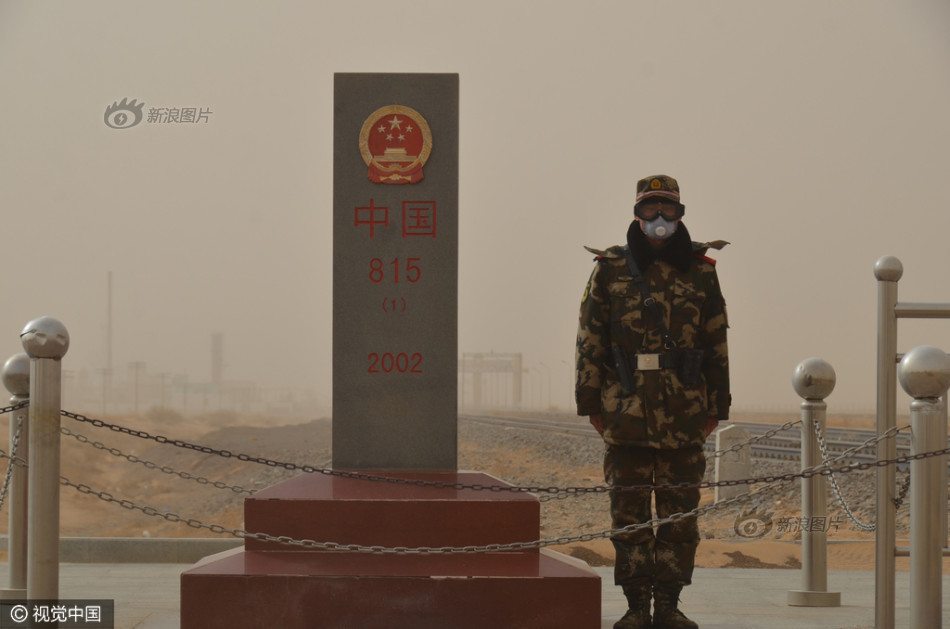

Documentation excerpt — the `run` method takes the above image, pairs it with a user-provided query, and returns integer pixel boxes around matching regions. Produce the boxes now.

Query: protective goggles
[634,201,685,221]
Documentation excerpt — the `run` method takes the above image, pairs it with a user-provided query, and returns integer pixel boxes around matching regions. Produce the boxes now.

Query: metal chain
[706,418,803,460]
[0,402,30,512]
[815,422,909,468]
[0,416,24,512]
[0,424,939,554]
[49,441,950,555]
[0,402,29,416]
[814,418,878,532]
[59,409,925,496]
[60,426,254,495]
[56,466,796,554]
[894,471,912,510]
[61,409,638,494]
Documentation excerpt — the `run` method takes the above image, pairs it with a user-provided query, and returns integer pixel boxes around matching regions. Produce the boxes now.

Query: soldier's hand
[704,418,720,438]
[589,414,604,436]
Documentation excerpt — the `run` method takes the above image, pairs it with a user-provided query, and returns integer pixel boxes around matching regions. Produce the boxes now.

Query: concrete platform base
[180,471,601,629]
[787,589,842,607]
[0,588,26,601]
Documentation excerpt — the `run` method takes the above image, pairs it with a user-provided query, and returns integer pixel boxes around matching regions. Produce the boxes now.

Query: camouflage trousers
[604,444,706,589]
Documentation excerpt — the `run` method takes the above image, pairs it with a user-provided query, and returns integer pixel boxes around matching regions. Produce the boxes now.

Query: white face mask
[641,216,678,240]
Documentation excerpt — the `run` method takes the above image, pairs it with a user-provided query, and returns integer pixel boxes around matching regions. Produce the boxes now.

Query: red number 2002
[367,352,423,374]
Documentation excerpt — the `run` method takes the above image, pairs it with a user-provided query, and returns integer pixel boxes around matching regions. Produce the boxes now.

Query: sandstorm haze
[0,1,948,418]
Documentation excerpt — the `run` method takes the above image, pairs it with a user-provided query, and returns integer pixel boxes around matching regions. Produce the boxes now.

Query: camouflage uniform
[575,175,730,627]
[575,236,730,446]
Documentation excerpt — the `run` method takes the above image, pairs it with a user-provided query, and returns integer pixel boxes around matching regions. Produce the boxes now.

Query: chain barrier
[58,408,916,496]
[59,426,254,495]
[814,418,909,532]
[895,470,912,509]
[705,417,803,460]
[0,411,945,554]
[1,441,785,553]
[0,416,24,512]
[0,402,29,417]
[57,409,800,508]
[52,410,849,495]
[53,465,828,553]
[51,444,950,555]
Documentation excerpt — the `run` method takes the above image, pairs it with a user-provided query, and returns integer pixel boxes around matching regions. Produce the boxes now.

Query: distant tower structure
[460,352,523,409]
[211,333,223,385]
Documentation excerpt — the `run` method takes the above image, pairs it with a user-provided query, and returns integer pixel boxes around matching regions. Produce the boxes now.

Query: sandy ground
[0,408,946,574]
[555,537,928,572]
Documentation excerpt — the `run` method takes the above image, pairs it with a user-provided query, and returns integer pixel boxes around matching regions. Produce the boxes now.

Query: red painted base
[180,471,601,629]
[243,470,540,550]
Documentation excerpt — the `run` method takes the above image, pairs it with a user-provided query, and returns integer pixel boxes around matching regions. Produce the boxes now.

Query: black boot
[652,585,697,629]
[614,586,652,629]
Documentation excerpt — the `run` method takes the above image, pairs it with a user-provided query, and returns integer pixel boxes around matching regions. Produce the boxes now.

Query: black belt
[613,346,705,393]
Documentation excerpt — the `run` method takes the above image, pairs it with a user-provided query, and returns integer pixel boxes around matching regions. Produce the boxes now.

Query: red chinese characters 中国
[354,199,438,240]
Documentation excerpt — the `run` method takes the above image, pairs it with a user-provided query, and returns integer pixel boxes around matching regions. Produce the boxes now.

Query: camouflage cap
[635,175,680,205]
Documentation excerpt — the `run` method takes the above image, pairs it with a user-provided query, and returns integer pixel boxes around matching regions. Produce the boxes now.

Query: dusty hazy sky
[1,1,948,416]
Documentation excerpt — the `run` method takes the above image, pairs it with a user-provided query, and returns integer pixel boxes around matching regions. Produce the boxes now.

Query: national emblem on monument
[359,105,432,184]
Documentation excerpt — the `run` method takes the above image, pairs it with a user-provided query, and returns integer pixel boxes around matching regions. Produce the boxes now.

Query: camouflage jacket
[575,225,730,448]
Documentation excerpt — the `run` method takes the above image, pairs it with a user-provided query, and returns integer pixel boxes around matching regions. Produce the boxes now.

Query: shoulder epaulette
[584,245,623,261]
[691,240,729,266]
[691,239,729,254]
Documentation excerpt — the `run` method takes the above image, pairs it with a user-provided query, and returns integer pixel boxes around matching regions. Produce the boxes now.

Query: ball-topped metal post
[1,353,30,597]
[788,358,841,607]
[898,345,950,629]
[873,254,903,628]
[20,317,69,601]
[2,353,30,398]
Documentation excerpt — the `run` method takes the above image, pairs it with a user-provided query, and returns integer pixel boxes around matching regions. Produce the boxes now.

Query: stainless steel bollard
[943,394,949,551]
[787,358,841,607]
[20,317,69,601]
[0,353,30,599]
[897,345,950,629]
[874,255,902,629]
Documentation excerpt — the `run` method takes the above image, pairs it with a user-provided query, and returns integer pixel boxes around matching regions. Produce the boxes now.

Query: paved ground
[0,562,946,628]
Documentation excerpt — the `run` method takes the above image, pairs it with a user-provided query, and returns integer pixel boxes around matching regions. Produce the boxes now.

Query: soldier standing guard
[575,175,730,629]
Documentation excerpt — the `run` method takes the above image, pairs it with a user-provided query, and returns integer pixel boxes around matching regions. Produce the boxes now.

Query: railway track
[459,412,925,469]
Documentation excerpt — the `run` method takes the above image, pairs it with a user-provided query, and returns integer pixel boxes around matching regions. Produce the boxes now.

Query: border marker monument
[180,74,599,628]
[332,74,458,470]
